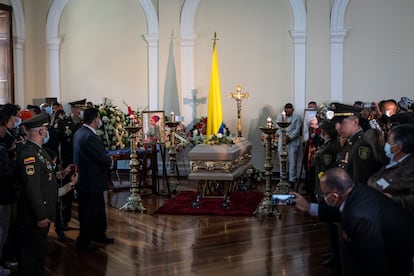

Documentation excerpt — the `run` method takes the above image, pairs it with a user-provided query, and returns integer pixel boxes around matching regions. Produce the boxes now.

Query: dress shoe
[321,254,334,266]
[93,236,115,244]
[76,243,100,251]
[57,232,68,242]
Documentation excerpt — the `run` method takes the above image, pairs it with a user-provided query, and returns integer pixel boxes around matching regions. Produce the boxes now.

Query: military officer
[331,103,385,184]
[54,99,86,240]
[16,113,58,275]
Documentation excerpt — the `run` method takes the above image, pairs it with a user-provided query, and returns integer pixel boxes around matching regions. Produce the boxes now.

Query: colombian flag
[206,39,223,138]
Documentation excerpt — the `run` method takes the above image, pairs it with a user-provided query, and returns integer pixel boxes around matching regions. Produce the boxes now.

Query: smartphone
[272,194,295,206]
[70,165,78,175]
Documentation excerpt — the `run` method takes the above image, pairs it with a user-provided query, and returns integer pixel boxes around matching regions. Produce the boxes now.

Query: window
[0,4,14,104]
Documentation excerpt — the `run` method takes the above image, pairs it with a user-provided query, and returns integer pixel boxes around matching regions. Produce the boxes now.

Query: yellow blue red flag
[206,41,223,138]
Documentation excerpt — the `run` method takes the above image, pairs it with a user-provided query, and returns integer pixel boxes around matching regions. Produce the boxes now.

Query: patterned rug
[154,191,263,216]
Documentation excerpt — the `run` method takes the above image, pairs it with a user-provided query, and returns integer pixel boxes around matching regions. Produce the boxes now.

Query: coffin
[188,137,252,181]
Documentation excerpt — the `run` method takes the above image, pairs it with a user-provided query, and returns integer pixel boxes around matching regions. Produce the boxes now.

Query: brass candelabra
[275,118,292,194]
[254,117,280,217]
[120,124,146,212]
[165,113,180,193]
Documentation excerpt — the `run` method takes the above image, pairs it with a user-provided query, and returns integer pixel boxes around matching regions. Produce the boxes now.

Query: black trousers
[76,191,107,247]
[17,224,49,276]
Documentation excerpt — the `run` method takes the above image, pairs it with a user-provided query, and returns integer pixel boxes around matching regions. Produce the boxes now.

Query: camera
[362,102,375,111]
[272,194,295,206]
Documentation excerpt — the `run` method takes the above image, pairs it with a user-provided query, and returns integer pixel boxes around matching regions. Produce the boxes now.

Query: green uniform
[16,140,57,275]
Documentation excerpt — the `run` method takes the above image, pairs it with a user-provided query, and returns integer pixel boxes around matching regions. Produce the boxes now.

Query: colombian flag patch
[24,156,36,164]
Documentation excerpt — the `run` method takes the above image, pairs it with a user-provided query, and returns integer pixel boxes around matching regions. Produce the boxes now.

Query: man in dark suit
[73,108,113,251]
[15,113,58,275]
[294,167,414,275]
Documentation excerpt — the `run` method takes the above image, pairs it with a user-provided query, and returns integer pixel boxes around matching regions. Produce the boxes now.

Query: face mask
[384,142,395,161]
[43,130,50,144]
[45,106,52,115]
[14,117,22,128]
[98,119,103,128]
[324,193,338,207]
[79,110,84,120]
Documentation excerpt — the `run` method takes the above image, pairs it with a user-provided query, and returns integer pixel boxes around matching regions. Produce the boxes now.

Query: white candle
[266,116,273,128]
[170,111,175,122]
[281,111,286,123]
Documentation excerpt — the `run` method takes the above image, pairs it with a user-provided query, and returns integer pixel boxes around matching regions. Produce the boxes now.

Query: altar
[188,137,252,198]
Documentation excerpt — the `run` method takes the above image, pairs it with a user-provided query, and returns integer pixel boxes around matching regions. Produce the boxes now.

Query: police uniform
[16,113,58,275]
[314,140,342,197]
[54,99,85,237]
[57,99,85,167]
[330,103,384,184]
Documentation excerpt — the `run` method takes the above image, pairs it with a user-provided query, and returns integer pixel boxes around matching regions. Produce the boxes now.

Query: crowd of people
[0,96,413,275]
[286,97,414,275]
[0,100,113,275]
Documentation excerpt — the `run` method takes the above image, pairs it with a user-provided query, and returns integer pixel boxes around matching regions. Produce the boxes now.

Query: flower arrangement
[203,133,234,145]
[191,116,233,146]
[165,122,192,152]
[96,98,130,150]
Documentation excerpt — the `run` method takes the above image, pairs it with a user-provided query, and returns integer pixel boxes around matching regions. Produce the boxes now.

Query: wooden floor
[43,179,332,276]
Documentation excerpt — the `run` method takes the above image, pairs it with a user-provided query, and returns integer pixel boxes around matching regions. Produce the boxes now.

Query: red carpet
[154,191,263,216]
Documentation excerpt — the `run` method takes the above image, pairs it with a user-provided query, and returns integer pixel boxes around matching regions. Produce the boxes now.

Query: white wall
[344,0,414,104]
[59,0,148,110]
[13,0,414,169]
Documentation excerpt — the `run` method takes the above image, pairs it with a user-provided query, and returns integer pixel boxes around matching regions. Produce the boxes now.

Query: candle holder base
[274,180,292,194]
[254,197,281,218]
[120,194,146,213]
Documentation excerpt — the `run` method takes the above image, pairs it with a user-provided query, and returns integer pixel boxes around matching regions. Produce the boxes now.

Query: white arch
[330,0,350,102]
[289,0,307,113]
[10,0,25,105]
[45,0,159,108]
[46,0,69,100]
[180,0,199,125]
[138,0,160,110]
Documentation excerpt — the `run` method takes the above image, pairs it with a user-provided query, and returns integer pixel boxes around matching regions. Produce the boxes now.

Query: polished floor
[42,180,332,276]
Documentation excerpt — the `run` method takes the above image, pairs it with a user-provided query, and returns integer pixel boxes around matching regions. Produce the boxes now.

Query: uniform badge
[26,165,35,175]
[24,156,36,164]
[358,146,371,160]
[323,154,332,166]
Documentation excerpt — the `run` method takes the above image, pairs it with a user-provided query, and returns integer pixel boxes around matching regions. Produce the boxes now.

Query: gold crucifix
[228,85,250,137]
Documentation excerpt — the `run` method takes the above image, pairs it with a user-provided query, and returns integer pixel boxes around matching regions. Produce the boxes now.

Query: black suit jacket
[341,184,414,274]
[73,125,112,193]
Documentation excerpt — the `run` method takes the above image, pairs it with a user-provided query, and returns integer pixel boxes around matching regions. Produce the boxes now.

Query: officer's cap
[21,113,49,129]
[69,99,87,108]
[328,103,362,122]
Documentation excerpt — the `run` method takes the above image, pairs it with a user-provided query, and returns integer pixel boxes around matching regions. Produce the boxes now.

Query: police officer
[16,113,57,275]
[54,99,86,240]
[331,103,385,184]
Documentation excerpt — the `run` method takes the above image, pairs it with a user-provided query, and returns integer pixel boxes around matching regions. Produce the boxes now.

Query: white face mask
[43,130,50,144]
[79,110,84,120]
[98,119,103,128]
[384,142,396,161]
